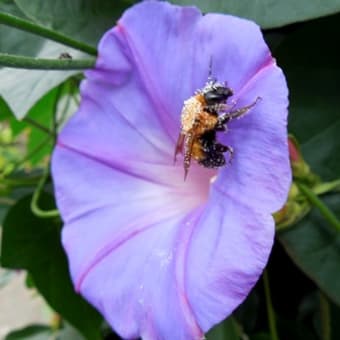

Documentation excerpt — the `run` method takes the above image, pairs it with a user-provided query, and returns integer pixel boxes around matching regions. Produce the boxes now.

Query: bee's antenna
[208,56,213,80]
[207,56,216,83]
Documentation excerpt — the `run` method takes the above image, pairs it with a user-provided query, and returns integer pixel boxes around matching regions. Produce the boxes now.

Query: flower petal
[61,1,282,167]
[52,146,199,283]
[58,83,172,168]
[108,1,276,128]
[52,145,204,339]
[215,60,291,213]
[52,1,291,339]
[186,187,274,331]
[53,144,274,338]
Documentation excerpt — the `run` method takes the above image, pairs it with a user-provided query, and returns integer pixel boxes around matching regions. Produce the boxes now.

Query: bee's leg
[174,133,185,164]
[225,145,234,163]
[218,96,261,126]
[206,103,229,113]
[215,124,227,132]
[228,99,238,111]
[218,101,237,113]
[229,96,261,119]
[209,100,237,116]
[183,133,194,180]
[215,143,234,163]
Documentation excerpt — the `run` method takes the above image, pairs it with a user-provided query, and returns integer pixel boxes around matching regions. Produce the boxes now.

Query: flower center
[172,162,217,211]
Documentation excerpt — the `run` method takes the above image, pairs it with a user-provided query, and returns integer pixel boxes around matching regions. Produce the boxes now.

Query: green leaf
[0,96,14,120]
[275,14,340,181]
[14,0,135,45]
[206,316,240,340]
[0,0,44,55]
[0,0,25,16]
[276,318,319,340]
[8,80,77,166]
[234,290,259,333]
[170,0,340,28]
[0,21,44,56]
[56,323,85,340]
[278,193,340,306]
[1,194,102,339]
[330,302,340,340]
[0,186,36,225]
[9,88,56,165]
[5,325,51,340]
[0,41,86,119]
[250,334,271,340]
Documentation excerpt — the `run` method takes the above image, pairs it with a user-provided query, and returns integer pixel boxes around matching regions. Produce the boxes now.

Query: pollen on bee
[180,95,204,133]
[175,76,258,179]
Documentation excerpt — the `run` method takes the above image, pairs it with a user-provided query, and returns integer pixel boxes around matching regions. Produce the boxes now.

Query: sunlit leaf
[0,41,86,119]
[4,325,51,340]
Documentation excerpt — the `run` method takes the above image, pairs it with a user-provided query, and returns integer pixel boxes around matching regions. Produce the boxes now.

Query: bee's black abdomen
[199,152,226,168]
[198,131,227,168]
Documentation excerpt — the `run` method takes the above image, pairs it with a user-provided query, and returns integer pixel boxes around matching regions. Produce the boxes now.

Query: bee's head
[202,80,233,106]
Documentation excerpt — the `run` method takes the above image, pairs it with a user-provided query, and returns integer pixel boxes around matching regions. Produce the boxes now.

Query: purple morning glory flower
[52,1,291,339]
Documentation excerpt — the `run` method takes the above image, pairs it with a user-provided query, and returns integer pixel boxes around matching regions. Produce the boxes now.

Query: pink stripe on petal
[116,23,177,143]
[174,207,206,339]
[75,211,183,293]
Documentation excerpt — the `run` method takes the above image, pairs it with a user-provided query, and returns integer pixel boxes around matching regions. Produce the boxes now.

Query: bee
[174,77,260,180]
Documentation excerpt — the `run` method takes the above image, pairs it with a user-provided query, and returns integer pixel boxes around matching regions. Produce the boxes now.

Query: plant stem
[23,117,55,136]
[319,292,331,340]
[31,165,59,218]
[314,179,340,195]
[52,85,63,145]
[58,90,73,125]
[30,80,62,218]
[0,11,97,55]
[298,183,340,231]
[263,270,280,340]
[1,176,40,187]
[0,53,95,70]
